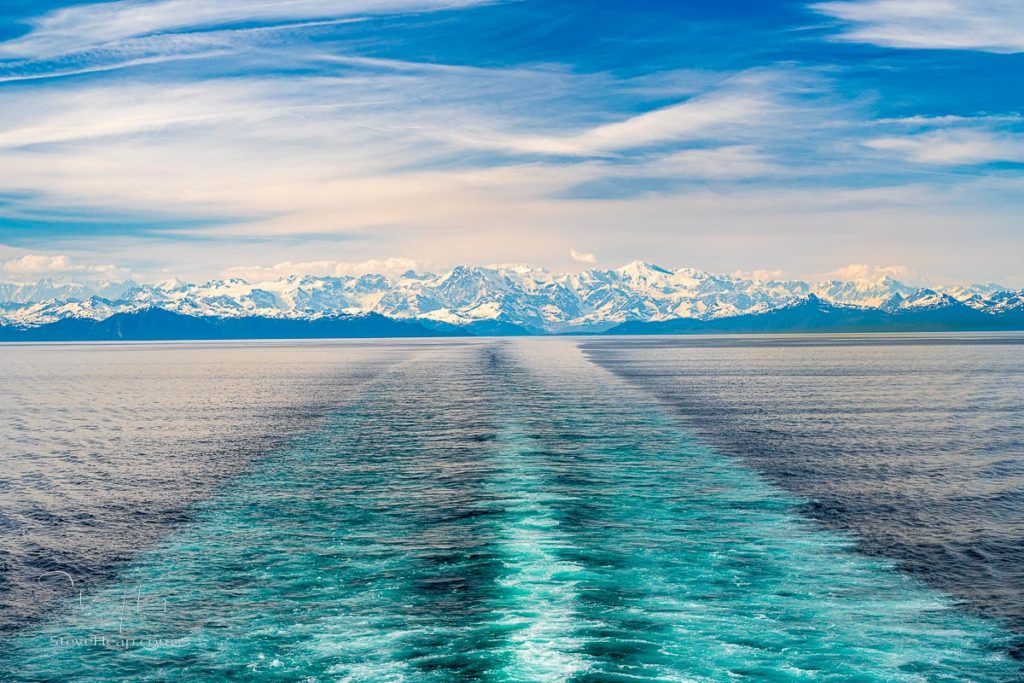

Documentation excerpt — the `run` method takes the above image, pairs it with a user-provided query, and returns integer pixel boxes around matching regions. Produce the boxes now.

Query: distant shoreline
[2,303,1023,342]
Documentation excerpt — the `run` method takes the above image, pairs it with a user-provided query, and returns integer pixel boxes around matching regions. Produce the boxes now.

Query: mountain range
[1,262,1022,339]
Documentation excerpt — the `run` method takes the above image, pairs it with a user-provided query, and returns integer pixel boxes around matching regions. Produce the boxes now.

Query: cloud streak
[865,129,1024,165]
[640,145,780,179]
[443,71,803,157]
[813,0,1024,53]
[0,64,829,237]
[0,0,491,59]
[0,0,1020,284]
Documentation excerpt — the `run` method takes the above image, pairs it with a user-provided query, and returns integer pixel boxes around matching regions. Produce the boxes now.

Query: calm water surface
[0,340,417,632]
[0,336,1021,681]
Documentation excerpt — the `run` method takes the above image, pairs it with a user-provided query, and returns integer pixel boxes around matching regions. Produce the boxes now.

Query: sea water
[583,334,1024,634]
[0,337,1020,681]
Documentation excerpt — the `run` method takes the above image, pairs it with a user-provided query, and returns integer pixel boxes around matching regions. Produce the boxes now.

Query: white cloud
[0,0,1017,286]
[555,91,773,154]
[812,0,1024,53]
[0,82,269,149]
[731,268,786,281]
[0,49,843,267]
[446,72,794,157]
[865,129,1024,164]
[569,248,597,264]
[874,114,1022,126]
[220,258,426,282]
[0,254,130,280]
[7,178,1018,286]
[819,263,920,283]
[0,0,490,60]
[0,59,618,228]
[643,145,779,179]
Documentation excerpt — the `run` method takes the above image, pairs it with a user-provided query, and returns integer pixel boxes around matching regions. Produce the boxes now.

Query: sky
[0,0,1022,286]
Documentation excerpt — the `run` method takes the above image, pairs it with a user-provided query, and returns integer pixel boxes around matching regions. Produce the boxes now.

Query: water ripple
[0,338,1017,680]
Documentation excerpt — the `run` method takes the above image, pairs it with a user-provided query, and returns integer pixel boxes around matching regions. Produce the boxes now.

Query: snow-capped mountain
[1,262,1020,332]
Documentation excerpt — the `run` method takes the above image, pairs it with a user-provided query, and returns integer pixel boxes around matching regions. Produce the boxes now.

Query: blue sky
[0,0,1021,285]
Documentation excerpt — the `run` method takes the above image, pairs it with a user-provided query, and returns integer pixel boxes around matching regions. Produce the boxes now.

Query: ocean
[0,335,1021,681]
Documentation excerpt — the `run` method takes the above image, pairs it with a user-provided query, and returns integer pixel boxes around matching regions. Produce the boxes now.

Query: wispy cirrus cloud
[0,0,1021,284]
[865,129,1024,165]
[812,0,1024,53]
[0,81,273,149]
[0,18,375,84]
[443,70,808,157]
[0,64,829,237]
[640,145,780,179]
[0,0,491,60]
[529,90,772,156]
[0,56,1015,280]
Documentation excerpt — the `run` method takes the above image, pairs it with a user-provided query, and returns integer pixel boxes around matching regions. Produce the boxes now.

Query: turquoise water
[1,340,1017,681]
[584,334,1024,633]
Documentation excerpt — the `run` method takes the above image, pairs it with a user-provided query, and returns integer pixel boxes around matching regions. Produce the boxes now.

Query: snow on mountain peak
[615,261,673,278]
[1,263,1018,332]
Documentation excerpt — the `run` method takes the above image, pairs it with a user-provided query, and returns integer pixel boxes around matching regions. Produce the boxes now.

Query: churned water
[0,337,1021,680]
[584,334,1024,635]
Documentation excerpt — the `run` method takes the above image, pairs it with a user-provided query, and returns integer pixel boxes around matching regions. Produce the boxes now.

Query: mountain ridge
[0,308,454,341]
[2,262,1021,335]
[2,296,1022,342]
[608,294,1024,335]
